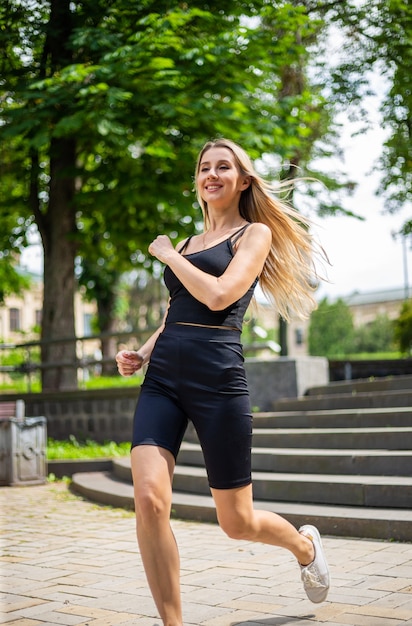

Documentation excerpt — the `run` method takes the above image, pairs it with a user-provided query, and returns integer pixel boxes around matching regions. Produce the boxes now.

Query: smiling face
[196,146,250,211]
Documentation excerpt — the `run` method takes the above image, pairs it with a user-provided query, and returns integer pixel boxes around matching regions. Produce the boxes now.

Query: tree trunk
[40,137,78,390]
[36,0,78,390]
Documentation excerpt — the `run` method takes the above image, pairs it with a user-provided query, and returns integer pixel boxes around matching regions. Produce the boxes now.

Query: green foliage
[394,299,412,354]
[0,261,31,303]
[0,0,375,388]
[353,314,396,353]
[373,1,412,216]
[309,297,355,357]
[0,1,351,264]
[47,436,130,459]
[309,298,402,357]
[0,344,40,385]
[337,0,412,227]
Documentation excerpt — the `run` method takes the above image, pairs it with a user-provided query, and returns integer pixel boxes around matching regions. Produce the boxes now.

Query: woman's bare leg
[131,445,183,626]
[211,484,314,565]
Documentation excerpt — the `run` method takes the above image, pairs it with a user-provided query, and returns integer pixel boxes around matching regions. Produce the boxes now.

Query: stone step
[306,374,412,396]
[252,406,412,429]
[71,470,412,542]
[251,426,412,449]
[174,442,412,476]
[184,425,412,449]
[111,456,412,508]
[172,466,412,508]
[273,390,412,412]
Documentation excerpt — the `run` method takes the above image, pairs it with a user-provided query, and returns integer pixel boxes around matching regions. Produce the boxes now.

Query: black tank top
[163,225,258,331]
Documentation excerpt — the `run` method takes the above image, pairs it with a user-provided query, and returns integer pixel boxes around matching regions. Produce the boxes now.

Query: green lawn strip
[47,435,130,460]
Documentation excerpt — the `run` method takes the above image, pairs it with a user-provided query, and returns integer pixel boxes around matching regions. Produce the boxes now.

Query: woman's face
[196,146,249,209]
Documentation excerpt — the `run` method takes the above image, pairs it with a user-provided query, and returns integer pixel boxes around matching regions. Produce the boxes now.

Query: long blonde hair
[195,138,323,321]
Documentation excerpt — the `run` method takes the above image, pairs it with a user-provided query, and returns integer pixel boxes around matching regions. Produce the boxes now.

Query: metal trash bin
[0,402,47,486]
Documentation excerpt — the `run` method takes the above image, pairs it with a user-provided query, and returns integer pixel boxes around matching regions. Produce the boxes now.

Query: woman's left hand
[148,235,175,263]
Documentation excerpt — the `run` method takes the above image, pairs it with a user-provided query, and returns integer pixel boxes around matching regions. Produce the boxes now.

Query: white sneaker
[298,524,330,603]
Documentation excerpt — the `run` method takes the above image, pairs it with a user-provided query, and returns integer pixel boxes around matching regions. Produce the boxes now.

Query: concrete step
[184,424,412,449]
[171,465,412,509]
[252,406,412,429]
[175,442,412,476]
[251,426,412,449]
[71,470,412,542]
[306,374,412,396]
[70,375,412,543]
[112,456,412,509]
[273,389,412,412]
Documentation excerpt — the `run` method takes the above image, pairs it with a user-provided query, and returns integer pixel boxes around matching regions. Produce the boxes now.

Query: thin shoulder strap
[230,223,251,246]
[177,236,193,254]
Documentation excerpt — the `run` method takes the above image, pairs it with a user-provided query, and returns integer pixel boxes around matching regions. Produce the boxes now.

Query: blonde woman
[116,138,330,626]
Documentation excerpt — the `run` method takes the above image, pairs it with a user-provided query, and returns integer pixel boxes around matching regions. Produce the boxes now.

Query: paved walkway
[1,483,412,626]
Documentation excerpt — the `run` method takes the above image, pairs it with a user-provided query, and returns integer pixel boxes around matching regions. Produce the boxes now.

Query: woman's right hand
[115,350,144,377]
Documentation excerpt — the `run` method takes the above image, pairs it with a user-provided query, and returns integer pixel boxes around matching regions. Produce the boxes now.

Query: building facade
[255,286,408,357]
[0,271,96,345]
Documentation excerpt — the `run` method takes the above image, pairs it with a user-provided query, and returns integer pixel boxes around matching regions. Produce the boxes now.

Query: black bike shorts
[131,323,253,490]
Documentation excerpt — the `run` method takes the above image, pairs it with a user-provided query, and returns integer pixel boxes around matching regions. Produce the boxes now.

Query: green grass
[342,351,403,360]
[82,374,143,389]
[47,435,130,459]
[0,378,42,393]
[0,374,143,394]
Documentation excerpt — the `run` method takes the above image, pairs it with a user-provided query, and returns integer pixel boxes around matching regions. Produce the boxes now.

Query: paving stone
[0,616,44,626]
[2,483,412,625]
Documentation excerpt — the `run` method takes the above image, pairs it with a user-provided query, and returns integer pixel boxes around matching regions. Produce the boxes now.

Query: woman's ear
[240,176,251,190]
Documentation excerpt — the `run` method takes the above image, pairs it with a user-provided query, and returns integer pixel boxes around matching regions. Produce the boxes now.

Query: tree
[0,153,33,303]
[117,269,168,332]
[331,0,412,232]
[308,297,355,357]
[353,315,395,353]
[394,300,412,355]
[373,1,412,227]
[2,0,350,389]
[0,261,30,305]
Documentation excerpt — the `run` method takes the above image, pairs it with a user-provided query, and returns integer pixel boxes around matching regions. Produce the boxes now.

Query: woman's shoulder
[244,222,271,243]
[234,222,271,254]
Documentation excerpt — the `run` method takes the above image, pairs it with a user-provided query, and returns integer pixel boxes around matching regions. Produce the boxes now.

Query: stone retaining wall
[15,387,140,443]
[329,358,412,381]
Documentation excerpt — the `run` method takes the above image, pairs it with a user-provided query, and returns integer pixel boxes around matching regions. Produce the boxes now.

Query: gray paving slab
[1,483,412,626]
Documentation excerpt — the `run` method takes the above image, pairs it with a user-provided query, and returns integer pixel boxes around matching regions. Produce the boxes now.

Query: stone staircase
[72,374,412,541]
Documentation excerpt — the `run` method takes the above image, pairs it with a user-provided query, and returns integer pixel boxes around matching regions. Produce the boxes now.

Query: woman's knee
[217,510,255,541]
[134,485,171,526]
[212,484,256,541]
[131,445,175,526]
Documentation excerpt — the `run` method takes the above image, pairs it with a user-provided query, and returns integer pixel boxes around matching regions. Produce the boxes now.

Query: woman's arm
[149,223,271,311]
[115,302,169,376]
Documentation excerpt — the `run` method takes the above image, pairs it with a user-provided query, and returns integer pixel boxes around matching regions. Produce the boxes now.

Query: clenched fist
[115,350,144,377]
[148,235,175,263]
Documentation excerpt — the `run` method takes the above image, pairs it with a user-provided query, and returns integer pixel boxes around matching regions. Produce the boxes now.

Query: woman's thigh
[131,445,175,518]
